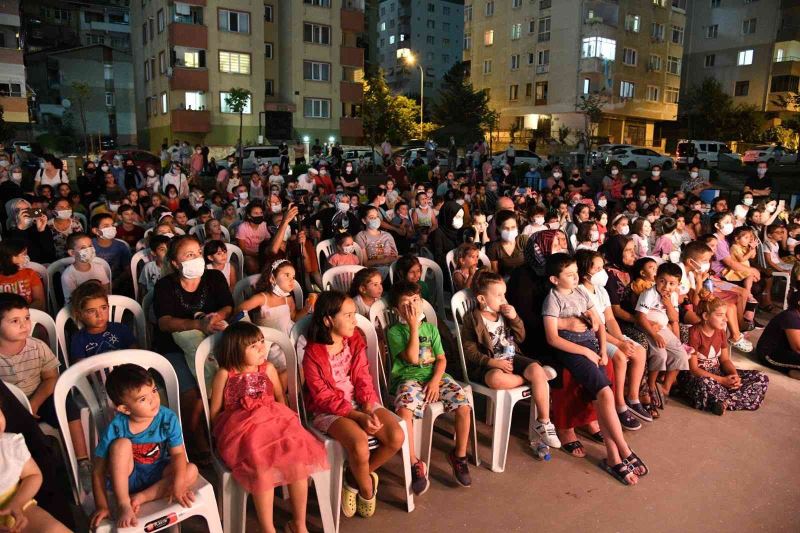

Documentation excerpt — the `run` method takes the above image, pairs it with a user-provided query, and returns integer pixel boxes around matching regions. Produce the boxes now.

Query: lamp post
[397,48,423,131]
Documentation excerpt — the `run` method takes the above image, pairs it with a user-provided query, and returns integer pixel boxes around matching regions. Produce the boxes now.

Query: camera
[25,208,45,218]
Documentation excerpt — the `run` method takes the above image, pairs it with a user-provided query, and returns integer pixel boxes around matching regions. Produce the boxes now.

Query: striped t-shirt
[0,337,60,396]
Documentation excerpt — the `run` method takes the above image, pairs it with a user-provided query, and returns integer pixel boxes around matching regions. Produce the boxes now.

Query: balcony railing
[775,55,800,62]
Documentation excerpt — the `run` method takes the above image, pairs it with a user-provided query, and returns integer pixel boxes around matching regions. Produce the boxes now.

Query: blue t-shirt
[70,322,135,362]
[92,238,132,275]
[95,405,183,466]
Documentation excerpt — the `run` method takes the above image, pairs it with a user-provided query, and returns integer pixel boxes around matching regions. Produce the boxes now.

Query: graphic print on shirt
[418,334,435,366]
[132,442,162,465]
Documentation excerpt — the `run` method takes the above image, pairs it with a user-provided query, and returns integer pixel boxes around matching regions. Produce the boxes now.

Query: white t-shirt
[35,168,69,187]
[522,223,546,237]
[677,262,696,297]
[577,285,611,325]
[0,433,31,495]
[635,287,670,328]
[139,261,164,295]
[480,314,510,358]
[61,260,111,302]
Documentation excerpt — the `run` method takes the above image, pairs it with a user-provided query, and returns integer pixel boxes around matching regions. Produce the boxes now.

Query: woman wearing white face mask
[153,235,234,458]
[712,212,764,312]
[47,197,83,258]
[487,210,526,278]
[429,200,465,274]
[355,205,398,278]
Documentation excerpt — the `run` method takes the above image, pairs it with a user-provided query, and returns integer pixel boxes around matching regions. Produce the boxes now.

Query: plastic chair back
[444,249,491,291]
[30,308,58,361]
[26,261,49,299]
[321,265,365,292]
[3,380,32,412]
[225,242,245,281]
[130,249,149,301]
[47,257,113,311]
[451,289,478,384]
[315,238,336,273]
[388,257,447,316]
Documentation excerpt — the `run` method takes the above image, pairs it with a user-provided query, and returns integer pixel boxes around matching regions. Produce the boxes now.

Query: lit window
[581,37,616,60]
[219,51,251,74]
[484,30,494,45]
[737,49,753,65]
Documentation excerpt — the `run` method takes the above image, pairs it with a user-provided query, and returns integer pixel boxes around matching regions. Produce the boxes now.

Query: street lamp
[397,48,423,130]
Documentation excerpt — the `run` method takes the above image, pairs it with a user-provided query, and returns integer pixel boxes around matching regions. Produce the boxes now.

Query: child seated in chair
[69,280,136,364]
[138,234,170,297]
[387,281,473,493]
[91,213,132,295]
[90,364,198,529]
[327,232,361,267]
[395,254,432,303]
[63,232,111,303]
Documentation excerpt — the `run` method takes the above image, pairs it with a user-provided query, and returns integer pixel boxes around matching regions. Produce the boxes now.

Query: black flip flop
[560,440,585,458]
[600,459,635,486]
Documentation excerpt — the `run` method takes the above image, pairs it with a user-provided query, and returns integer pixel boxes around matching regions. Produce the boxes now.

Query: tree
[576,90,608,139]
[482,107,500,153]
[362,69,428,146]
[431,62,494,147]
[679,78,766,141]
[224,88,251,163]
[70,81,90,155]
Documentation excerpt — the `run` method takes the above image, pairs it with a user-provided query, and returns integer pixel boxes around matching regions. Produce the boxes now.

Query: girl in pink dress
[210,322,327,533]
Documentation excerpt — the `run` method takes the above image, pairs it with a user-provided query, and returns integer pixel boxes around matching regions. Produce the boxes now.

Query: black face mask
[249,216,264,224]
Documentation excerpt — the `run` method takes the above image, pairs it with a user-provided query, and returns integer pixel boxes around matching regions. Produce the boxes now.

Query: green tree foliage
[431,62,493,146]
[362,69,428,146]
[70,81,91,155]
[224,88,251,161]
[681,78,765,142]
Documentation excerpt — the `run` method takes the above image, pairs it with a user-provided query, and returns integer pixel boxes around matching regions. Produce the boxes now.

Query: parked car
[393,147,450,169]
[608,146,674,170]
[491,149,548,170]
[742,145,798,166]
[340,146,383,170]
[101,149,161,175]
[219,146,282,173]
[593,144,631,166]
[675,140,741,168]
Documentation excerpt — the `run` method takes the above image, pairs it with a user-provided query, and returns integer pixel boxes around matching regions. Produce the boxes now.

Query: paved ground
[178,326,800,533]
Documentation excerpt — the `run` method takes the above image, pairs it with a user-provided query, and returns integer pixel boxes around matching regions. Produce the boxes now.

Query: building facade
[464,0,686,147]
[683,0,800,114]
[377,0,464,101]
[131,0,366,152]
[0,0,29,125]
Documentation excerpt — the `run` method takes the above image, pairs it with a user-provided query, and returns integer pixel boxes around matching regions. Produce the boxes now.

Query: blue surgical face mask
[367,218,381,230]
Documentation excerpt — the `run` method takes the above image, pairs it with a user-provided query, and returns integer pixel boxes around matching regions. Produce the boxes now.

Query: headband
[270,258,290,274]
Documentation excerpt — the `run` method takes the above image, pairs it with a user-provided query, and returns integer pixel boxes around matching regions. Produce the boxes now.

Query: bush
[291,163,309,177]
[411,164,430,184]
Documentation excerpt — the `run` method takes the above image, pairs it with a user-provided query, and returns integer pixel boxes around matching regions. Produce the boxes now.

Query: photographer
[311,192,363,239]
[259,203,322,290]
[9,198,56,263]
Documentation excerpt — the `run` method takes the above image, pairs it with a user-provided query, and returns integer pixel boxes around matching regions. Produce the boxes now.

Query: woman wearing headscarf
[429,200,465,273]
[507,229,609,458]
[603,234,649,351]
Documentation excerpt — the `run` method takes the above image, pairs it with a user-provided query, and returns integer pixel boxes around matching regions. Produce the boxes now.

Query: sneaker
[729,334,753,353]
[447,451,472,487]
[617,409,642,431]
[626,401,654,422]
[77,458,93,493]
[531,420,562,449]
[410,460,430,495]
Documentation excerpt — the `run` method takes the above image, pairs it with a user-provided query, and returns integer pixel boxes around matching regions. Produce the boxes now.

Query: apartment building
[131,0,366,152]
[464,0,686,147]
[21,0,132,53]
[683,0,800,114]
[0,0,29,125]
[377,0,465,100]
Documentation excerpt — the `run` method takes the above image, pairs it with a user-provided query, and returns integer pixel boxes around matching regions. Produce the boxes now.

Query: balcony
[340,81,363,102]
[340,46,364,68]
[171,109,210,132]
[169,67,209,91]
[340,117,363,138]
[772,57,800,77]
[341,8,364,33]
[169,22,207,49]
[0,47,23,65]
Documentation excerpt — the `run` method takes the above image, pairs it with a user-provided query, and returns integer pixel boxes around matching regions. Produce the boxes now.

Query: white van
[675,140,740,168]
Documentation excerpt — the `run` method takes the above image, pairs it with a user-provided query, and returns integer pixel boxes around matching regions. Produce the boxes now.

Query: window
[706,24,718,38]
[400,33,406,41]
[540,0,552,8]
[623,48,637,66]
[705,54,715,67]
[265,79,274,96]
[0,83,22,97]
[443,54,450,63]
[85,11,103,23]
[653,0,666,6]
[665,86,679,103]
[428,3,435,12]
[160,92,167,113]
[538,16,551,42]
[651,23,664,41]
[581,37,616,60]
[464,34,471,49]
[425,35,434,44]
[142,23,147,44]
[303,98,330,118]
[512,0,522,7]
[529,20,535,33]
[511,23,521,40]
[484,30,494,46]
[219,9,250,33]
[303,60,331,81]
[511,54,520,70]
[667,55,681,74]
[159,51,166,73]
[538,49,549,65]
[149,18,154,40]
[185,91,206,110]
[265,43,273,58]
[535,81,548,104]
[219,51,251,74]
[380,21,386,31]
[620,81,635,98]
[582,78,590,94]
[443,6,451,15]
[220,92,252,113]
[265,4,273,22]
[485,1,494,16]
[625,15,640,33]
[742,18,757,34]
[304,0,331,6]
[303,23,331,45]
[671,25,684,45]
[108,12,128,25]
[465,5,472,21]
[426,19,435,29]
[509,84,519,100]
[157,9,165,32]
[735,80,750,96]
[711,0,721,6]
[646,86,660,102]
[672,0,687,8]
[390,35,396,44]
[648,54,662,71]
[144,60,151,81]
[771,75,800,93]
[104,64,113,80]
[526,83,533,97]
[182,50,204,68]
[737,49,754,65]
[483,59,492,74]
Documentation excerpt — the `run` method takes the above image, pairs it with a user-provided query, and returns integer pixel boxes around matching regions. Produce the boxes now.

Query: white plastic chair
[46,257,113,312]
[30,308,58,358]
[190,224,230,243]
[55,295,148,367]
[315,238,364,273]
[289,315,415,533]
[130,249,149,301]
[195,328,335,533]
[53,351,223,532]
[224,242,245,282]
[232,273,302,309]
[444,249,492,292]
[3,378,65,459]
[26,261,49,302]
[368,299,479,469]
[757,244,791,309]
[4,380,32,412]
[321,265,364,292]
[451,289,555,472]
[388,257,447,317]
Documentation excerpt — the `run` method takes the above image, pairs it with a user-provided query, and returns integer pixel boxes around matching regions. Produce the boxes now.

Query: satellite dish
[61,98,71,108]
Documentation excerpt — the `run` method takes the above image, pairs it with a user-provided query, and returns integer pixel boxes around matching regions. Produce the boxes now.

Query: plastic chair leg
[397,419,415,513]
[485,397,495,426]
[465,388,481,467]
[488,394,512,473]
[197,481,225,533]
[326,442,345,533]
[419,409,436,468]
[311,469,336,533]
[220,473,247,533]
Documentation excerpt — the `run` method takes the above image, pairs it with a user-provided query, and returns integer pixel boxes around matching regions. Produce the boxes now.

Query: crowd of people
[0,140,798,532]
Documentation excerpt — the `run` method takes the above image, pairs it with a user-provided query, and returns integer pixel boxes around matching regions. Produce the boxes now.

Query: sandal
[645,403,660,419]
[560,440,586,458]
[624,451,649,477]
[577,428,604,443]
[356,473,379,518]
[341,475,358,518]
[651,385,664,409]
[599,459,636,486]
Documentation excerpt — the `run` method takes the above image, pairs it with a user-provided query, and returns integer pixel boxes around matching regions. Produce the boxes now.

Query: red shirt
[387,165,410,191]
[314,173,335,195]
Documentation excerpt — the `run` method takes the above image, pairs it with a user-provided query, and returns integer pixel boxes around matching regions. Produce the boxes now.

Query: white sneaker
[532,420,561,449]
[729,334,753,353]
